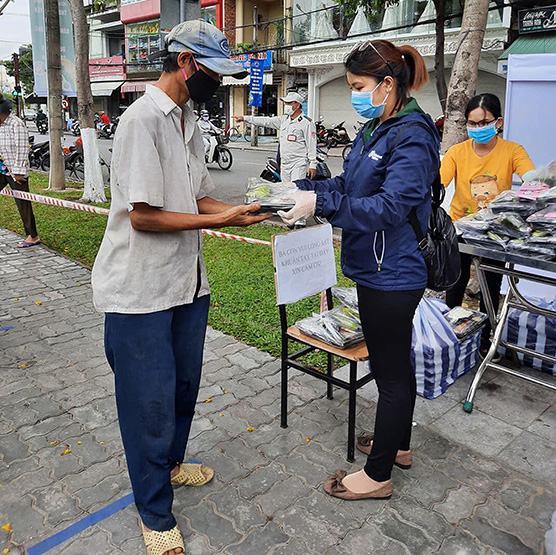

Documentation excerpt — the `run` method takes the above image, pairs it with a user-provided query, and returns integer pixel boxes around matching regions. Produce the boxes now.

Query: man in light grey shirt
[91,21,267,555]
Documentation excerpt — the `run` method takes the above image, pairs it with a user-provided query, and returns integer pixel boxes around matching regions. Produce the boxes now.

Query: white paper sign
[273,224,337,305]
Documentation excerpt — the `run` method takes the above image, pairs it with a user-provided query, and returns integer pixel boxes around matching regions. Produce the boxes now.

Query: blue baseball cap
[164,20,248,78]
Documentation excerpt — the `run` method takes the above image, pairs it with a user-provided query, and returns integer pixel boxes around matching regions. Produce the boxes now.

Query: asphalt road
[28,130,344,206]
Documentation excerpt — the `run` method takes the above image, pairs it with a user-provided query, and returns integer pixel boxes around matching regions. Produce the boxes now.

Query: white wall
[316,69,507,130]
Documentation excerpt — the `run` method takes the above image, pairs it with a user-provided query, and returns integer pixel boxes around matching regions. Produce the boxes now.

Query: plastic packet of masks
[455,209,497,234]
[244,178,295,213]
[295,305,363,348]
[489,191,540,217]
[520,161,556,201]
[528,229,556,246]
[507,239,556,260]
[489,212,532,239]
[462,230,509,250]
[331,286,359,310]
[527,204,556,226]
[444,306,488,339]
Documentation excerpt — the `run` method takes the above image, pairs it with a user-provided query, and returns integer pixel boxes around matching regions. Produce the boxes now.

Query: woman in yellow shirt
[441,93,535,352]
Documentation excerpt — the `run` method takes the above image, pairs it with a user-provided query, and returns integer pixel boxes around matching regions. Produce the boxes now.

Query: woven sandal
[356,434,413,469]
[323,470,393,501]
[170,463,214,488]
[141,524,185,555]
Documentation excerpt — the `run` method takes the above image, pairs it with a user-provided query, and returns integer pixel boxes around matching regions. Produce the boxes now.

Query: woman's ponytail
[397,45,428,92]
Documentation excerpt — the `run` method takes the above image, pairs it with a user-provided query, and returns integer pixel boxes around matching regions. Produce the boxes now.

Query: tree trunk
[433,0,447,113]
[68,0,106,203]
[44,0,65,191]
[441,0,490,152]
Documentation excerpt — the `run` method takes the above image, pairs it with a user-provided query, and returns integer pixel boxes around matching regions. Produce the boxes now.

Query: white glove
[278,189,317,226]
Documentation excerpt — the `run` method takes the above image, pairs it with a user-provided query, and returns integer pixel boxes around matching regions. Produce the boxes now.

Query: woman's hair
[465,93,502,120]
[344,40,428,109]
[0,95,11,115]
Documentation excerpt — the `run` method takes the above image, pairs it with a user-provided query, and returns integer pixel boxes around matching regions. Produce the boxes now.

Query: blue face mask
[351,82,388,120]
[467,121,498,144]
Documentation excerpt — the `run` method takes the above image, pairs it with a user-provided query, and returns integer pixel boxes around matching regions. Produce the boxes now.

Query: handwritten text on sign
[273,224,337,305]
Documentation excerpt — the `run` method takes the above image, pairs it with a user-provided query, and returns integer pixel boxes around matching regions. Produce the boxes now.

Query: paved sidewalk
[1,227,555,555]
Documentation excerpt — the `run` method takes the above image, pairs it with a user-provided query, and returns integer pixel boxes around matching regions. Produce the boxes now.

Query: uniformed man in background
[235,91,317,181]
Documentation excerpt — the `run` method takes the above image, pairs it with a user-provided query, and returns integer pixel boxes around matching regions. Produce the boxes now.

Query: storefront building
[289,0,509,129]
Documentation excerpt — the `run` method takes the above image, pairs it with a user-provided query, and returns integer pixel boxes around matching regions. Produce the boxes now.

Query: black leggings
[357,285,424,482]
[445,253,503,345]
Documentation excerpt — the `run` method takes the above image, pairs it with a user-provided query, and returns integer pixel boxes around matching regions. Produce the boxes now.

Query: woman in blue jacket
[279,40,440,500]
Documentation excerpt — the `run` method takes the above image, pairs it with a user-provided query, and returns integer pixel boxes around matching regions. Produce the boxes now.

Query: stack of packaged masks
[457,161,556,260]
[295,304,363,348]
[244,178,295,214]
[444,306,488,340]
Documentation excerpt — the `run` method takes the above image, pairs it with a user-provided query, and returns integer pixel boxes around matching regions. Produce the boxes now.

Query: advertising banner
[248,57,264,108]
[29,0,77,97]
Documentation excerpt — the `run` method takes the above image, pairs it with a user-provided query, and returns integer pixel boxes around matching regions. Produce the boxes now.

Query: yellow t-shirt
[440,137,535,221]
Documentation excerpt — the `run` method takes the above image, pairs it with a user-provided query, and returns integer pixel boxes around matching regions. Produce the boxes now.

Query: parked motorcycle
[316,117,328,146]
[98,116,119,139]
[323,121,351,148]
[205,131,233,170]
[28,137,50,169]
[341,121,365,160]
[260,146,331,183]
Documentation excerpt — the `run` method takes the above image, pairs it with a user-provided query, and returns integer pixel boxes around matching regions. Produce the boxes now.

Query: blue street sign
[248,58,264,108]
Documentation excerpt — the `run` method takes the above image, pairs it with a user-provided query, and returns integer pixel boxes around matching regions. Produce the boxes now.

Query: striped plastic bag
[412,298,461,399]
[501,297,556,376]
[455,332,482,380]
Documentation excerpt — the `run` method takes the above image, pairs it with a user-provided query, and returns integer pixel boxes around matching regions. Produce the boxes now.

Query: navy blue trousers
[104,295,210,531]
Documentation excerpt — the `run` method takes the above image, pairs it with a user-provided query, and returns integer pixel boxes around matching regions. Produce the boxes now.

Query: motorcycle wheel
[71,154,85,181]
[217,147,233,170]
[40,154,50,171]
[328,138,338,148]
[342,144,352,160]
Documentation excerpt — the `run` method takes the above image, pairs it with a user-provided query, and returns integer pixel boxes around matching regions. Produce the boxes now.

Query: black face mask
[181,63,220,103]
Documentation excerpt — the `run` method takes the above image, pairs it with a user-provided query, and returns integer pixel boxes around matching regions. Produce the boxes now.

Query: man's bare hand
[233,116,244,123]
[220,203,270,227]
[13,175,25,184]
[307,168,317,179]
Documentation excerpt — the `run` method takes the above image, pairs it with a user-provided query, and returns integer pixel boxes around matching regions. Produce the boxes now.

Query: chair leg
[347,361,357,463]
[326,352,333,400]
[280,355,288,429]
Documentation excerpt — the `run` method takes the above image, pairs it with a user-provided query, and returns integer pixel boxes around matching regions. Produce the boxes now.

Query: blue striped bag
[412,298,461,399]
[501,297,556,376]
[455,331,482,380]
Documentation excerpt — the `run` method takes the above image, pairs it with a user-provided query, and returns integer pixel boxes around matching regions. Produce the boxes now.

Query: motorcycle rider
[36,108,47,132]
[234,91,317,180]
[197,109,221,157]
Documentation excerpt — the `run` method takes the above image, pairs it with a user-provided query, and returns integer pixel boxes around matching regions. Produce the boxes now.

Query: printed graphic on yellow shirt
[470,174,500,210]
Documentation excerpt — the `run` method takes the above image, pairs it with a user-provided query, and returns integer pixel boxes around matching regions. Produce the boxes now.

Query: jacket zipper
[373,230,386,272]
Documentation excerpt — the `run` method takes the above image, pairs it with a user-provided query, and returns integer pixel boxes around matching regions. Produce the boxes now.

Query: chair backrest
[272,224,337,306]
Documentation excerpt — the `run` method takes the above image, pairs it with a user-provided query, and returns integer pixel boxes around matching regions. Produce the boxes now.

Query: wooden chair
[278,289,373,462]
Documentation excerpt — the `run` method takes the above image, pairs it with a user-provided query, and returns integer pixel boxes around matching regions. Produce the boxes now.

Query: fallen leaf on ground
[219,413,224,417]
[17,362,28,369]
[49,440,60,447]
[2,547,10,554]
[76,440,82,446]
[1,522,12,533]
[246,426,255,433]
[305,437,312,444]
[34,300,43,306]
[60,445,72,456]
[203,398,213,404]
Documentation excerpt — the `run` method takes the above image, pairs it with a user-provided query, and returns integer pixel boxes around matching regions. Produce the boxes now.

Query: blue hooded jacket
[295,99,440,291]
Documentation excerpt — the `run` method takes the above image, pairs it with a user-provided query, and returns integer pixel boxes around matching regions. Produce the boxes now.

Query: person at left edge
[234,91,318,180]
[91,20,268,555]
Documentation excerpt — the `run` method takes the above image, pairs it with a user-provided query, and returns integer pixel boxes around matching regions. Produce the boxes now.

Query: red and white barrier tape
[0,187,272,247]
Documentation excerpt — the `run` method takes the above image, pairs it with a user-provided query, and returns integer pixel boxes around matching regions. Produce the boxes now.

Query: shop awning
[120,80,156,93]
[499,35,556,60]
[90,80,124,96]
[222,73,273,86]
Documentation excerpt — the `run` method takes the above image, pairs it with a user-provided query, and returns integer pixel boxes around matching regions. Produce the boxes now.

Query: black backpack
[408,173,461,292]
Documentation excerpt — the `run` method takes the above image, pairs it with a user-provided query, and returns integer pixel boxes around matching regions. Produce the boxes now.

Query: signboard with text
[248,57,264,108]
[519,5,556,34]
[272,225,337,305]
[231,51,272,72]
[89,56,126,80]
[125,20,162,75]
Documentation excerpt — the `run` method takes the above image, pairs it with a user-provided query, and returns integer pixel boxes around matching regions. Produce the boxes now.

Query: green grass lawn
[1,173,351,361]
